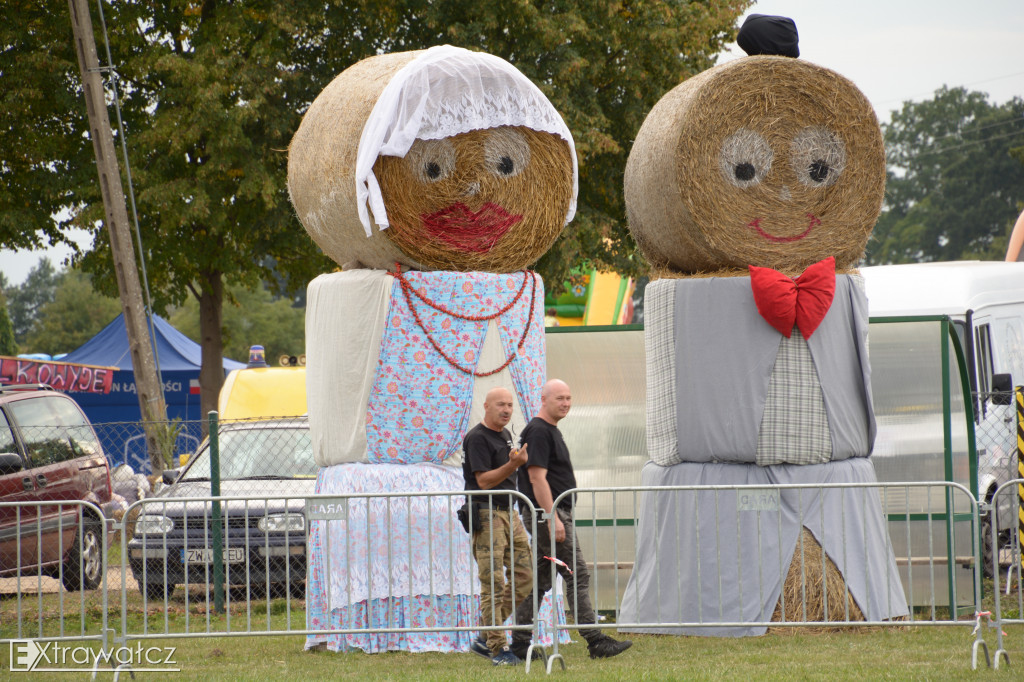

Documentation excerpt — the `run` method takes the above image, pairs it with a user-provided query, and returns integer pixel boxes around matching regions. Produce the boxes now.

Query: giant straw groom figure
[618,16,908,635]
[287,45,577,652]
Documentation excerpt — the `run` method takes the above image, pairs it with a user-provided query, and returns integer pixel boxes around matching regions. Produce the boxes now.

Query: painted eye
[719,129,773,188]
[790,127,846,187]
[484,128,530,178]
[406,138,456,183]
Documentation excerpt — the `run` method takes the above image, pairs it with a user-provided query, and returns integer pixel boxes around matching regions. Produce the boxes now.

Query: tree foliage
[1,0,749,409]
[4,258,59,342]
[169,283,305,365]
[0,287,16,356]
[866,88,1024,264]
[401,0,752,285]
[22,268,121,356]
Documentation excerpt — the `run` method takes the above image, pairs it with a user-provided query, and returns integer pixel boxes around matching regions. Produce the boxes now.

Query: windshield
[182,423,317,481]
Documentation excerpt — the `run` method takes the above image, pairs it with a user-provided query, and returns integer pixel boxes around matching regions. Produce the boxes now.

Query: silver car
[127,417,316,599]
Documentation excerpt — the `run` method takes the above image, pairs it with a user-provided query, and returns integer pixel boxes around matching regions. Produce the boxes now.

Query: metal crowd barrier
[4,483,1018,674]
[115,489,543,666]
[542,481,988,672]
[990,477,1023,669]
[0,500,111,674]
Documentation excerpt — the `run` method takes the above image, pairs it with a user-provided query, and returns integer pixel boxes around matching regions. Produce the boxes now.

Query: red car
[0,383,115,590]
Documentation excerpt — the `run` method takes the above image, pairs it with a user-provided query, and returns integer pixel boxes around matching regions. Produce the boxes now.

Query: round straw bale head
[373,126,573,272]
[289,53,574,273]
[625,56,885,274]
[287,51,425,271]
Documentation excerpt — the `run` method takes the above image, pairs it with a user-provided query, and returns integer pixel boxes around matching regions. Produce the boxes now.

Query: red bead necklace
[392,265,536,377]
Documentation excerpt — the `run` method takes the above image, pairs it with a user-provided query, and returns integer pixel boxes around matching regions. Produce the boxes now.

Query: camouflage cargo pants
[472,507,533,655]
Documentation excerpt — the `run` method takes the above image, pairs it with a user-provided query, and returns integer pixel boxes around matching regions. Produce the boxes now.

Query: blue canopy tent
[61,313,245,471]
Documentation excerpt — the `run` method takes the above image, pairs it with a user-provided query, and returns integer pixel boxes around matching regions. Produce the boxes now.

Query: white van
[861,260,1024,572]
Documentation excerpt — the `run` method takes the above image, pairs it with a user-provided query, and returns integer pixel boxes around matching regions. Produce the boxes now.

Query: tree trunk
[198,272,224,435]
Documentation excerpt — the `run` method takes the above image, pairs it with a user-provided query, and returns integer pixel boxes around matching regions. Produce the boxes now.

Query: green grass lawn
[3,626,1021,681]
[3,573,1022,680]
[3,593,1021,682]
[146,626,1024,681]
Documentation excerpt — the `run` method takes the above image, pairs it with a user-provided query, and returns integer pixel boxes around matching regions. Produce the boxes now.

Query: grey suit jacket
[645,275,875,465]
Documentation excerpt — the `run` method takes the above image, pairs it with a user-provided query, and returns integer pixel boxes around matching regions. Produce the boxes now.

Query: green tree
[401,1,751,287]
[866,88,1024,264]
[0,286,17,356]
[1,1,748,412]
[5,258,60,342]
[22,268,121,356]
[169,283,305,366]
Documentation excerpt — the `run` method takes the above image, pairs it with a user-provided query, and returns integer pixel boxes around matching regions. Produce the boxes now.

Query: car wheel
[62,517,103,591]
[980,514,1006,578]
[140,580,176,601]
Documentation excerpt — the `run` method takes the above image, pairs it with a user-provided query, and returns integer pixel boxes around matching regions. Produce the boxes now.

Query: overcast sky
[2,0,1022,285]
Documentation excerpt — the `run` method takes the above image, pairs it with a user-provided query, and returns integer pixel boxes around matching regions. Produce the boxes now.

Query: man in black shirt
[462,387,533,666]
[510,379,632,660]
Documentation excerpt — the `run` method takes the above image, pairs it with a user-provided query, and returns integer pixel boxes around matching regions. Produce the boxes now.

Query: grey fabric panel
[644,280,679,466]
[672,277,783,463]
[806,276,876,458]
[756,329,832,465]
[618,458,908,637]
[669,275,875,464]
[618,460,795,636]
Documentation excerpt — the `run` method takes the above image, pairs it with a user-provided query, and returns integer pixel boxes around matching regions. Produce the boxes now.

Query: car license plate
[182,547,245,564]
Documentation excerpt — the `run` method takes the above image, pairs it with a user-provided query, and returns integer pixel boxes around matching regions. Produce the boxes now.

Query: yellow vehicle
[217,366,307,420]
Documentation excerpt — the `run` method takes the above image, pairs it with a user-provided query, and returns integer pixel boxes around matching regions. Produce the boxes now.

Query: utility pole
[68,0,168,473]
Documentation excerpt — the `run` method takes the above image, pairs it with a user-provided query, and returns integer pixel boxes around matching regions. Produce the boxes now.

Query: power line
[911,128,1024,160]
[930,116,1024,143]
[875,70,1024,109]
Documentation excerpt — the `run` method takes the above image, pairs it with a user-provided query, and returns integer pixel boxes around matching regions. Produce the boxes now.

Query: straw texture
[288,53,573,272]
[771,527,865,627]
[626,56,885,274]
[287,51,425,271]
[374,126,573,271]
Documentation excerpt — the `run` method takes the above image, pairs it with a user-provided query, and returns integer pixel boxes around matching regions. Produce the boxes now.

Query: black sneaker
[587,636,632,659]
[470,635,491,659]
[510,643,545,662]
[491,646,522,666]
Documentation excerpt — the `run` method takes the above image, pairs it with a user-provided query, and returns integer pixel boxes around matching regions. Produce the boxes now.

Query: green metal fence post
[209,410,225,613]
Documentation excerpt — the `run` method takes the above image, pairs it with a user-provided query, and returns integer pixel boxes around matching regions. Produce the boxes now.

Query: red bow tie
[748,257,836,339]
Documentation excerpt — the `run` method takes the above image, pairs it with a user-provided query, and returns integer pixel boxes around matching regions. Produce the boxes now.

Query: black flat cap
[737,14,800,58]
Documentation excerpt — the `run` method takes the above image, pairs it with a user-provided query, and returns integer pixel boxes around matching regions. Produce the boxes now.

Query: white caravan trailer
[861,260,1024,571]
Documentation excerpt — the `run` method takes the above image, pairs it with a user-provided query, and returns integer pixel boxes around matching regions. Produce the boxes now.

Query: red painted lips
[420,202,523,253]
[748,214,822,243]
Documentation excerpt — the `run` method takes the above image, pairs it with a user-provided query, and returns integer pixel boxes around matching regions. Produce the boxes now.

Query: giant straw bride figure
[288,45,577,653]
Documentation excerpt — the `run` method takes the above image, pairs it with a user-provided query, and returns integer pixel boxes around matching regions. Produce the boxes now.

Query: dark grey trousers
[512,507,601,647]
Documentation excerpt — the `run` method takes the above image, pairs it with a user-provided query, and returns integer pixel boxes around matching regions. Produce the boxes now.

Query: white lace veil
[355,45,578,237]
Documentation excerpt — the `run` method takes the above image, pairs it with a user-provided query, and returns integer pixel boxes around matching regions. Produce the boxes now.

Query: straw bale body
[625,56,884,275]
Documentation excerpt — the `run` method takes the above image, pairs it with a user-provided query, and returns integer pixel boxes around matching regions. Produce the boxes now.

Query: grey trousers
[512,507,601,646]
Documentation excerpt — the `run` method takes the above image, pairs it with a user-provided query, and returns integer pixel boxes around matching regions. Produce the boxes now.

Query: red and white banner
[0,356,116,394]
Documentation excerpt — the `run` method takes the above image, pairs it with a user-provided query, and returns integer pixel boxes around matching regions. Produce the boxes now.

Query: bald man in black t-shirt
[510,379,632,661]
[462,387,533,666]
